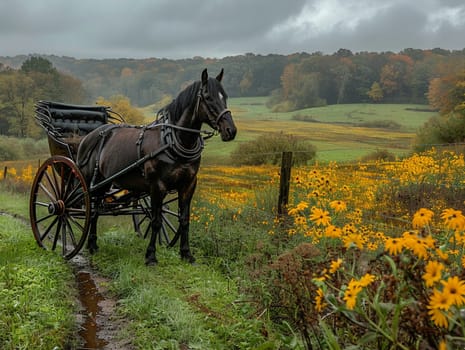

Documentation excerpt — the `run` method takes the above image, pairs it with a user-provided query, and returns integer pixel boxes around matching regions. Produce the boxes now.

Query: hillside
[2,48,464,108]
[196,97,436,163]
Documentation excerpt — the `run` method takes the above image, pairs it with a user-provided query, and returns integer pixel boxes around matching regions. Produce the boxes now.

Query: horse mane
[161,77,226,123]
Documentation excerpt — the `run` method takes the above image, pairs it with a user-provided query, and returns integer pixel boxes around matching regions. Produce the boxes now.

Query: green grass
[0,192,77,350]
[144,97,435,164]
[89,220,279,349]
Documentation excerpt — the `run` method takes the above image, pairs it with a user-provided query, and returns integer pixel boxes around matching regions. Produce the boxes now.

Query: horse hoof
[145,256,158,266]
[88,245,99,255]
[181,254,196,264]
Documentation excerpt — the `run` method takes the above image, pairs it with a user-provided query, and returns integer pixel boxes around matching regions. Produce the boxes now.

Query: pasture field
[2,147,465,349]
[184,97,437,163]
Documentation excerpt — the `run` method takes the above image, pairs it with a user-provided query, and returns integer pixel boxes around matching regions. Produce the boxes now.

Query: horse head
[196,69,237,141]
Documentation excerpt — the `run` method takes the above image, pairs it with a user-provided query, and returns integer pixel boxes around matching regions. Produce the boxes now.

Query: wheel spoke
[39,216,59,242]
[62,220,67,256]
[38,182,57,202]
[64,217,78,247]
[52,219,62,251]
[43,167,59,199]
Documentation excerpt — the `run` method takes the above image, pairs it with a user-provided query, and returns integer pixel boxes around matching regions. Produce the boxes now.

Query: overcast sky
[0,0,464,59]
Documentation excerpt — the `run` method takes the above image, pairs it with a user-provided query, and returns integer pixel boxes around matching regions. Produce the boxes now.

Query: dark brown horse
[77,69,236,265]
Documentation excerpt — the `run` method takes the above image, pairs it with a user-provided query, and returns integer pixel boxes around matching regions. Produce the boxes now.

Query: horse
[76,69,237,265]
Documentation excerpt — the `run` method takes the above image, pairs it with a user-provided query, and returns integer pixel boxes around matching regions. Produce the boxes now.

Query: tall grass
[0,207,77,350]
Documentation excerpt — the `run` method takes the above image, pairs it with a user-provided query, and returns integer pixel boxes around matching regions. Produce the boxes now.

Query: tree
[96,95,145,124]
[380,54,414,99]
[21,56,56,74]
[428,70,465,114]
[367,82,384,102]
[0,72,37,137]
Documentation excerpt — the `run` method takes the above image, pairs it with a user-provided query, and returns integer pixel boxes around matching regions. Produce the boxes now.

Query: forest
[1,48,465,141]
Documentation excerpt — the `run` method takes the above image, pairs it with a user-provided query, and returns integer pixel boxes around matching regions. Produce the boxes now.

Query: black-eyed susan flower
[343,233,365,249]
[441,208,465,231]
[405,237,429,260]
[427,307,449,328]
[288,201,309,216]
[314,288,327,312]
[441,276,465,306]
[329,258,343,274]
[324,225,342,238]
[428,288,453,310]
[422,260,444,287]
[412,208,434,229]
[358,273,376,287]
[309,207,331,227]
[330,200,347,212]
[384,237,403,255]
[343,279,363,310]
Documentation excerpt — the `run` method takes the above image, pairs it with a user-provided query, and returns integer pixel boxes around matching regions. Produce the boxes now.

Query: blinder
[194,88,230,130]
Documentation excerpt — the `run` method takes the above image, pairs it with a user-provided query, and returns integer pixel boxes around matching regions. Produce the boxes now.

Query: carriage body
[30,101,178,259]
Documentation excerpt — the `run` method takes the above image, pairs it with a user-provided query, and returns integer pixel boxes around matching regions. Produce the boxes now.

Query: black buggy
[29,101,179,259]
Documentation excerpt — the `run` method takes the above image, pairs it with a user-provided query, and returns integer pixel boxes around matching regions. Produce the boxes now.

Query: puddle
[76,271,109,349]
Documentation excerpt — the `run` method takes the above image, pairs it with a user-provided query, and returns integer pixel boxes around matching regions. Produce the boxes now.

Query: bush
[414,111,465,152]
[0,136,49,160]
[361,149,396,162]
[0,137,21,160]
[231,132,316,166]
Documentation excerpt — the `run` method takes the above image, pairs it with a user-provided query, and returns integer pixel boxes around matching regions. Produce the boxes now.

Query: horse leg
[145,189,165,266]
[87,213,99,254]
[178,178,197,264]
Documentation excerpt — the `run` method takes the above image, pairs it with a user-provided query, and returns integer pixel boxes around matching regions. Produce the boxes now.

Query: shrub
[231,132,316,166]
[414,111,465,152]
[361,149,396,162]
[0,136,49,160]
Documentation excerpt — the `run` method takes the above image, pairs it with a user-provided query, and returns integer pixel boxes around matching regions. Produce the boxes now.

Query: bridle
[193,88,231,130]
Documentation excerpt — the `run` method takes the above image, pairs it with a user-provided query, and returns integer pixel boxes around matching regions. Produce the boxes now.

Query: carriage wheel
[132,192,180,246]
[29,156,91,260]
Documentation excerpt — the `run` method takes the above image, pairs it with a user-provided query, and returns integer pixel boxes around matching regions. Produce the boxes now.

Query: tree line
[1,48,465,141]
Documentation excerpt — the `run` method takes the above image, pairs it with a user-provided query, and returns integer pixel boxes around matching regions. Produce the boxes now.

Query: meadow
[142,97,436,164]
[3,101,464,349]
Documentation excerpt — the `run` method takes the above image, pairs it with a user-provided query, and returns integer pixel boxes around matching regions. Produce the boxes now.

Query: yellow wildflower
[330,200,347,212]
[329,258,343,274]
[428,288,453,311]
[324,225,342,238]
[309,207,331,227]
[412,208,434,229]
[441,208,465,231]
[314,288,327,312]
[384,237,403,255]
[428,307,449,328]
[358,273,376,287]
[343,279,363,310]
[422,260,444,287]
[441,276,465,306]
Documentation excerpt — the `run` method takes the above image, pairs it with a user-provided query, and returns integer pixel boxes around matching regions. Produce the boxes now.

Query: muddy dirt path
[70,254,134,350]
[2,211,132,350]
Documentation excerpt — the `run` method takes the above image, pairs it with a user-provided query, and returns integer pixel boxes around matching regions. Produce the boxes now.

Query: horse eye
[219,92,224,101]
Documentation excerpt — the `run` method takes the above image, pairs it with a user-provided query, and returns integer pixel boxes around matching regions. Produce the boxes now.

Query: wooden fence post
[278,151,292,216]
[3,166,7,180]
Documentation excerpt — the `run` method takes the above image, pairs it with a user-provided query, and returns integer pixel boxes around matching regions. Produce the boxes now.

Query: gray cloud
[0,0,463,59]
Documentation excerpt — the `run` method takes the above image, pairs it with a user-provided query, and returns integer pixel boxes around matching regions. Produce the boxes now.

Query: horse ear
[201,69,208,86]
[216,68,224,82]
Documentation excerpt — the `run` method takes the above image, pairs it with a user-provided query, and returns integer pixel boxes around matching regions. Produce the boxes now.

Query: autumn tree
[428,70,465,114]
[367,82,384,102]
[96,95,145,124]
[380,54,414,99]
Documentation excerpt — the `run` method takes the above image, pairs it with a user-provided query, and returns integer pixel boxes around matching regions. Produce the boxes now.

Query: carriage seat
[35,100,110,137]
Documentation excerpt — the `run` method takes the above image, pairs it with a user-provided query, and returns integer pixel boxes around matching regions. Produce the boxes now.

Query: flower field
[2,148,465,348]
